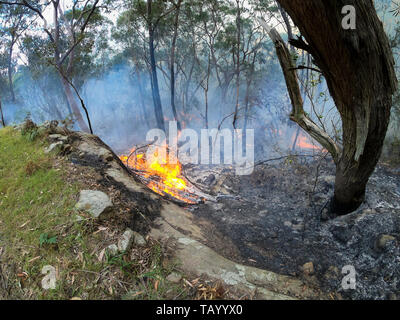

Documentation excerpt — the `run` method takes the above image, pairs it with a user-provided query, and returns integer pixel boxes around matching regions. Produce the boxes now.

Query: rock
[44,142,63,154]
[75,190,113,219]
[106,244,118,256]
[77,142,114,163]
[41,265,57,290]
[133,231,146,246]
[166,272,182,284]
[118,229,135,252]
[301,262,315,276]
[375,234,396,251]
[41,121,51,129]
[48,134,68,142]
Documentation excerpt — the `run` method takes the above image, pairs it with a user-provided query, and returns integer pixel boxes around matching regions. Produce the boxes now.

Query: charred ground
[186,158,400,300]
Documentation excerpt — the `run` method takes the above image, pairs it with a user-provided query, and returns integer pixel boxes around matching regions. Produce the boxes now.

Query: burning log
[119,143,215,205]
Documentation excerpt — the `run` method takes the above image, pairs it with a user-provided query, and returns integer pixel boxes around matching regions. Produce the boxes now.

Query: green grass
[0,126,190,300]
[0,127,104,299]
[0,127,78,249]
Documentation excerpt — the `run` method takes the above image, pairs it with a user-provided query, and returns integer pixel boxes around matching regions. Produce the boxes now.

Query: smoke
[2,58,344,163]
[1,67,70,125]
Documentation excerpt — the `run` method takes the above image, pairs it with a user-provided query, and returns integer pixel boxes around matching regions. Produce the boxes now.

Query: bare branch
[289,66,322,74]
[58,0,100,66]
[0,0,55,43]
[258,18,341,164]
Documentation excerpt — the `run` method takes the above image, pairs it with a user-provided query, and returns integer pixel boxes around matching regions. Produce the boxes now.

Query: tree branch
[0,0,55,43]
[59,0,100,66]
[289,66,322,74]
[258,18,341,164]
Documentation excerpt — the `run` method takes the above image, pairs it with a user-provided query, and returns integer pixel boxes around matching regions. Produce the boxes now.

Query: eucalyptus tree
[263,0,398,215]
[0,4,32,102]
[0,0,105,133]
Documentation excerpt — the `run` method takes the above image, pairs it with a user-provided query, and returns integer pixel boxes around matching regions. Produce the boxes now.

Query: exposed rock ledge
[45,124,323,300]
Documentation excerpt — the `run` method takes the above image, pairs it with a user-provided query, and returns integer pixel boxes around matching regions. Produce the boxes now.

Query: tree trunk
[275,0,398,214]
[170,0,182,132]
[59,73,90,133]
[135,69,151,129]
[277,2,295,54]
[0,97,5,127]
[8,44,16,103]
[148,0,166,132]
[232,0,241,129]
[204,53,211,130]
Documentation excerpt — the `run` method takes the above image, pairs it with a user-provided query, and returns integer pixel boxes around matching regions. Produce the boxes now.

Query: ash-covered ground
[185,157,400,300]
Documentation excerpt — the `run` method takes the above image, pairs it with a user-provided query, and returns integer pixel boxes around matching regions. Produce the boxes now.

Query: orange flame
[119,145,196,204]
[296,134,321,150]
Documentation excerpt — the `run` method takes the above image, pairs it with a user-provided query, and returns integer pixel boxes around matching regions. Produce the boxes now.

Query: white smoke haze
[1,0,399,165]
[2,57,343,163]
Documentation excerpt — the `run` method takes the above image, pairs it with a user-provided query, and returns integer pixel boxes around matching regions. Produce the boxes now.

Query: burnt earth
[190,158,400,300]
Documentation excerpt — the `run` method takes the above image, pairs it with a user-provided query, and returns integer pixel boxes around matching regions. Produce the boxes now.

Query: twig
[255,154,322,166]
[289,66,322,74]
[53,63,94,134]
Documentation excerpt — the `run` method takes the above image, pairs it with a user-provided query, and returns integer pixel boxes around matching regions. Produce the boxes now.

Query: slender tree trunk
[148,0,166,132]
[0,97,5,127]
[233,0,241,129]
[243,80,251,131]
[275,0,398,214]
[170,0,182,131]
[50,0,89,133]
[59,73,90,133]
[204,53,211,129]
[8,43,16,103]
[135,69,151,129]
[244,52,257,131]
[277,2,295,53]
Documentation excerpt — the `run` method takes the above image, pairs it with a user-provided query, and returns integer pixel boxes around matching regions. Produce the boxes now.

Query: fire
[119,145,197,204]
[296,135,320,150]
[293,133,322,151]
